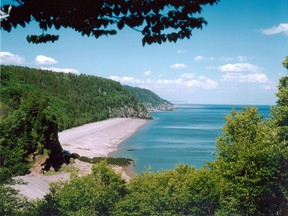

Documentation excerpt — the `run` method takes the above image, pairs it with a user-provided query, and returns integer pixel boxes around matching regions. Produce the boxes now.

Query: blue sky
[1,0,287,105]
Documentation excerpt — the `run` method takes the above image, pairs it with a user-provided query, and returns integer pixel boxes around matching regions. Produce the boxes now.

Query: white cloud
[0,51,24,64]
[194,56,205,61]
[222,73,269,83]
[109,76,142,84]
[185,77,218,89]
[144,70,152,76]
[170,63,188,69]
[194,55,214,61]
[180,73,195,79]
[40,67,79,74]
[262,23,288,36]
[109,74,218,90]
[35,55,58,65]
[219,63,260,73]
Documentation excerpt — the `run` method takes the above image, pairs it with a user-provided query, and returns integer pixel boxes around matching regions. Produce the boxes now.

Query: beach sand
[59,118,148,157]
[11,118,149,200]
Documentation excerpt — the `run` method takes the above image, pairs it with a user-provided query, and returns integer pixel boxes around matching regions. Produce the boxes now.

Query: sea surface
[111,104,271,173]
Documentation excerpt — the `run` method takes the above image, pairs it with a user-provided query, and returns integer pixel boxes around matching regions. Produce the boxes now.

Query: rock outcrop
[109,106,151,119]
[143,102,174,112]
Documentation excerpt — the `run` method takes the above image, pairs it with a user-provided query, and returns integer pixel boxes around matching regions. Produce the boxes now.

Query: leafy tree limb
[0,0,219,45]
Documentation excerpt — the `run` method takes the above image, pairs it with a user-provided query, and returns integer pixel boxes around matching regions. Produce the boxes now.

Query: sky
[1,0,288,105]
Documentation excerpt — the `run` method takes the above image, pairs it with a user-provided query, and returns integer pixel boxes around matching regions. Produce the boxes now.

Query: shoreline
[107,117,149,157]
[59,118,149,158]
[123,162,136,179]
[59,117,150,179]
[11,118,149,200]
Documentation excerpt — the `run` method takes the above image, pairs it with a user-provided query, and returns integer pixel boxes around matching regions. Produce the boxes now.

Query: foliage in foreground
[8,121,288,215]
[115,165,220,216]
[2,111,288,215]
[1,59,288,215]
[1,0,219,45]
[30,161,127,216]
[212,108,288,215]
[5,108,288,215]
[0,185,31,216]
[0,92,63,183]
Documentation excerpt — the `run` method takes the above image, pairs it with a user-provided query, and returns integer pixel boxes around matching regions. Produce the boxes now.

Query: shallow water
[111,104,271,173]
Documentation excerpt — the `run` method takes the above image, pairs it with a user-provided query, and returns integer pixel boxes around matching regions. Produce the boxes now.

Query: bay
[111,104,271,173]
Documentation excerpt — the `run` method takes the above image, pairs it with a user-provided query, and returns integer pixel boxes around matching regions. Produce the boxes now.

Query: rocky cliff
[143,102,174,112]
[109,106,151,119]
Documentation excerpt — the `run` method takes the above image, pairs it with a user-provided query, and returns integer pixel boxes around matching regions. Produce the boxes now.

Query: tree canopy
[0,0,219,45]
[0,65,150,131]
[212,108,288,215]
[124,85,174,111]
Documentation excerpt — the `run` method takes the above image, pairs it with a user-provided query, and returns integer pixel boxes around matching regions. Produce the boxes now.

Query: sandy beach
[59,118,148,157]
[11,118,149,200]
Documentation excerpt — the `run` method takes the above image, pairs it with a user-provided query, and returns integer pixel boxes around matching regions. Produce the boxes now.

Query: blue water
[111,104,271,173]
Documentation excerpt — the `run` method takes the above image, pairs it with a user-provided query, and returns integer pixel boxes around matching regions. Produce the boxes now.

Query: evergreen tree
[0,92,63,183]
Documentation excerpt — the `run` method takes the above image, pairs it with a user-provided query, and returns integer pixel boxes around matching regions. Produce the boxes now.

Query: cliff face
[109,106,151,119]
[124,86,174,112]
[143,102,174,112]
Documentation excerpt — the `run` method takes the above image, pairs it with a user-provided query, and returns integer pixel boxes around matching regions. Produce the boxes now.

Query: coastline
[59,118,149,158]
[11,118,149,200]
[59,117,150,179]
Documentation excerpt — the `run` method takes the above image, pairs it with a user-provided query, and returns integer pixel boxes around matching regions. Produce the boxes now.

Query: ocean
[111,104,271,173]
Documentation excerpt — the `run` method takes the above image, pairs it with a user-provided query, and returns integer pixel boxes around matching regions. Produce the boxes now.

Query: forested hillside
[0,65,150,181]
[124,85,174,111]
[0,65,150,131]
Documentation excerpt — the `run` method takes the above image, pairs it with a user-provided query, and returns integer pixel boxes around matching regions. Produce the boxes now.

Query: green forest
[0,65,152,182]
[1,57,288,215]
[124,85,174,111]
[0,65,150,131]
